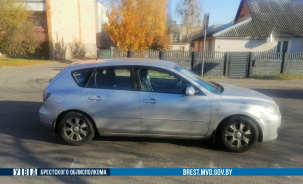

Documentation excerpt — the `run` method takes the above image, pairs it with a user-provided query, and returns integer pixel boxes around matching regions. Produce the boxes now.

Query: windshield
[174,66,220,93]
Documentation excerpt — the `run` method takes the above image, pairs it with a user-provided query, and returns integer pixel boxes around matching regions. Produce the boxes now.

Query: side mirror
[185,86,195,96]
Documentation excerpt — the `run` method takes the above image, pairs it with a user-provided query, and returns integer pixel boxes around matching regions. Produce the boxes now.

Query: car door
[82,66,141,134]
[135,66,211,136]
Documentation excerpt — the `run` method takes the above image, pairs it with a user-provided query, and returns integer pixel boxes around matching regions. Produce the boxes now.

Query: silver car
[39,59,281,152]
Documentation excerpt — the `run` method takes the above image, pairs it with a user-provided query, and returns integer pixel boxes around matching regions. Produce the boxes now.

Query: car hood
[219,83,274,104]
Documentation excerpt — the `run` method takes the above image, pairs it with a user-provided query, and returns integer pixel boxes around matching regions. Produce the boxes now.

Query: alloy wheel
[224,121,252,148]
[63,117,89,141]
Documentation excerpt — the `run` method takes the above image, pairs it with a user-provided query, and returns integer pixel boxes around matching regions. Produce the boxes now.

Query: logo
[13,169,37,176]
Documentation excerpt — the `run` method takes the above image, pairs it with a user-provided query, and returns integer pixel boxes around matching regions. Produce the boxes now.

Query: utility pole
[201,29,206,76]
[201,13,209,77]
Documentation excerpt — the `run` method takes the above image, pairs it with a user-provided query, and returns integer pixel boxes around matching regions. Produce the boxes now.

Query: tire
[218,116,258,153]
[58,112,95,146]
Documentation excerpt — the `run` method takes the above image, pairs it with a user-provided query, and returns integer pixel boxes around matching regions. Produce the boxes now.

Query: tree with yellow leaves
[105,0,169,51]
[0,0,39,57]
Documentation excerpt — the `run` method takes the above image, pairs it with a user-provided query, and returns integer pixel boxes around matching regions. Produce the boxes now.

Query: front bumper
[259,114,282,141]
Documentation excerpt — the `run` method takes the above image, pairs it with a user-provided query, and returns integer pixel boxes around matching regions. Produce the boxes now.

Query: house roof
[196,0,303,40]
[192,22,233,41]
[247,0,303,37]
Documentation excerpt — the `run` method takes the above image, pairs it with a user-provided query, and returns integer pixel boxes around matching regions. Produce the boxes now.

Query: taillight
[43,90,51,102]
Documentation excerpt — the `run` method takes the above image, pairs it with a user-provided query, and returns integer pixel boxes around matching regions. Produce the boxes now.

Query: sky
[169,0,242,26]
[99,0,242,26]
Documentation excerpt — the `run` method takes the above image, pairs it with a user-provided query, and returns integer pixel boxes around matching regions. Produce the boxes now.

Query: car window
[174,66,220,93]
[137,68,189,94]
[72,68,95,87]
[87,68,133,90]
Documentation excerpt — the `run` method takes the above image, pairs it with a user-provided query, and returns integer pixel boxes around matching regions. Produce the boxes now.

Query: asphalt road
[0,63,303,183]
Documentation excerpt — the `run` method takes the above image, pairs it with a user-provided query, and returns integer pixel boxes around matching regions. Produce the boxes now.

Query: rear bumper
[259,114,282,141]
[39,105,62,129]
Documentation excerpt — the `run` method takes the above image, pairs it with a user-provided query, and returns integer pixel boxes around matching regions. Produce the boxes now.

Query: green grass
[0,58,54,67]
[251,74,303,80]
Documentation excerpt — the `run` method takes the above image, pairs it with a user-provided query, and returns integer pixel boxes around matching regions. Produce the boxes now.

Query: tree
[0,0,39,57]
[176,0,203,42]
[105,0,169,50]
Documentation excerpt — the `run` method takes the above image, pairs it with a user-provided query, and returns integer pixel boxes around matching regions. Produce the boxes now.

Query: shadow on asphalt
[253,88,303,100]
[0,101,219,151]
[93,136,217,151]
[0,101,64,144]
[0,100,90,184]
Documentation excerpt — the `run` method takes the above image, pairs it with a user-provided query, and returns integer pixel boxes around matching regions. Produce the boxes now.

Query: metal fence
[196,51,226,76]
[132,50,159,59]
[164,50,192,70]
[251,51,283,75]
[97,49,127,58]
[97,49,303,78]
[250,51,303,75]
[285,52,303,74]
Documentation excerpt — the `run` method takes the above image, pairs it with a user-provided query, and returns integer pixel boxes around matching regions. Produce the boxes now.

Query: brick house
[194,0,303,53]
[23,0,111,59]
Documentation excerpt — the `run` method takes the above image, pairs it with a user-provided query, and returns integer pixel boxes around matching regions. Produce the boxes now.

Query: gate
[228,52,250,78]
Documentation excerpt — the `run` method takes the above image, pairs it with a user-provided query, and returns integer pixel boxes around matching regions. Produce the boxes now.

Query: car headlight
[265,105,280,115]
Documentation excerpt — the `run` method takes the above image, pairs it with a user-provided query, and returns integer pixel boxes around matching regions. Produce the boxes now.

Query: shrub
[70,39,86,59]
[0,0,40,58]
[51,35,67,61]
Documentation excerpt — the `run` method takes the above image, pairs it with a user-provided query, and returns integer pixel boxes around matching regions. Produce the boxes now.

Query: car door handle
[88,96,104,101]
[143,98,159,104]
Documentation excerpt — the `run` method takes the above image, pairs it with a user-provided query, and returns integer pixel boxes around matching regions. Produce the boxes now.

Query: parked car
[39,59,281,152]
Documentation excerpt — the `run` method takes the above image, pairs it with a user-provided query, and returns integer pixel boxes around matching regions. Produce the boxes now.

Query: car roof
[68,58,177,70]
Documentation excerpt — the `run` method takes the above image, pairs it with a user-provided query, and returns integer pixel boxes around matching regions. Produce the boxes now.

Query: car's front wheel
[58,112,95,146]
[218,116,258,152]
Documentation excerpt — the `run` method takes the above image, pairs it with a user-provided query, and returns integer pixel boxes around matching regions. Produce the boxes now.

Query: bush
[0,22,39,58]
[0,0,40,58]
[51,35,67,61]
[70,39,86,59]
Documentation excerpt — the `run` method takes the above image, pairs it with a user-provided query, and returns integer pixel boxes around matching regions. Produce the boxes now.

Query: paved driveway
[0,63,303,183]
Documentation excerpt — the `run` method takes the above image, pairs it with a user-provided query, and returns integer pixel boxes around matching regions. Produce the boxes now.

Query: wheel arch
[53,109,99,135]
[216,114,263,142]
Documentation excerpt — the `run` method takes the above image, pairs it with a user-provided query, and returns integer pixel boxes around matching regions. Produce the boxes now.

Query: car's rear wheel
[218,116,258,152]
[58,112,95,146]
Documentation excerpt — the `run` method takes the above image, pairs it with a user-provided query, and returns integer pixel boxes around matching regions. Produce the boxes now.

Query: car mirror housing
[186,86,195,96]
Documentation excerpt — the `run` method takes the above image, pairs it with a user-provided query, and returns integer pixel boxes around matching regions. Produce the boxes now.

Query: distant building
[95,2,112,49]
[167,21,202,51]
[193,0,303,53]
[24,0,111,59]
[167,43,191,51]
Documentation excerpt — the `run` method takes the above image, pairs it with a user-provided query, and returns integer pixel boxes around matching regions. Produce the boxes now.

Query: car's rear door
[82,66,141,134]
[135,66,211,136]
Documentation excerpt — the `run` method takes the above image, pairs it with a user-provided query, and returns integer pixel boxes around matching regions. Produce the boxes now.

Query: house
[194,0,303,53]
[25,1,48,42]
[167,21,202,51]
[95,2,112,49]
[23,0,111,59]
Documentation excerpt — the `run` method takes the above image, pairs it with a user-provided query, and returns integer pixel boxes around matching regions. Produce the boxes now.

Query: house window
[277,41,289,53]
[173,32,180,43]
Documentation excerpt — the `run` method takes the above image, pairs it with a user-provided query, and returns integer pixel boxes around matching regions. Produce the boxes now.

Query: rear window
[72,68,95,87]
[87,68,133,90]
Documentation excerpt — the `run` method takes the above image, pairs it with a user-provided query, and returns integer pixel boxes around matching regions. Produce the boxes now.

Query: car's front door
[82,66,141,134]
[135,67,211,136]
